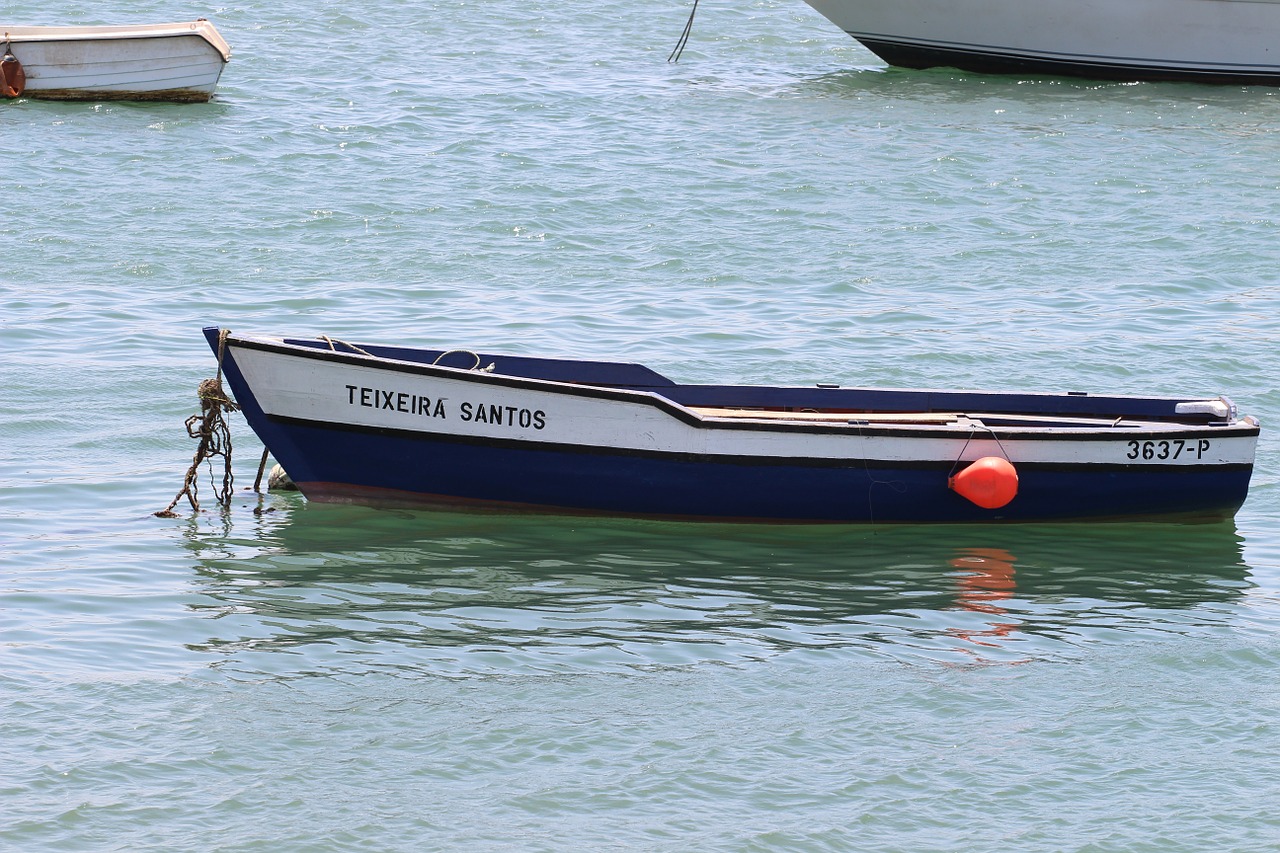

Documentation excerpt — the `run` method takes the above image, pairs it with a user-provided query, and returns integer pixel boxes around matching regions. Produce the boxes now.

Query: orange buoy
[1,48,24,98]
[949,456,1018,509]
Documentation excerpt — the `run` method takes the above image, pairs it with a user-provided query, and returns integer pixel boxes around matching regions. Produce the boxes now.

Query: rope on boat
[668,0,700,63]
[946,422,1013,480]
[320,335,374,357]
[321,336,494,372]
[848,422,906,525]
[155,329,240,518]
[946,423,1019,509]
[432,349,495,372]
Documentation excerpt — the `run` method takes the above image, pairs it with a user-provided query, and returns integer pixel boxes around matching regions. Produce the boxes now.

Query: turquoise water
[3,0,1280,849]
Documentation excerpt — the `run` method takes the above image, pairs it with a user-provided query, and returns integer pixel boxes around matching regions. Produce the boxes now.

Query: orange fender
[2,50,25,98]
[949,456,1019,509]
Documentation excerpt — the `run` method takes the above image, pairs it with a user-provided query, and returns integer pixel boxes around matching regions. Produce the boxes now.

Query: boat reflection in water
[183,503,1252,673]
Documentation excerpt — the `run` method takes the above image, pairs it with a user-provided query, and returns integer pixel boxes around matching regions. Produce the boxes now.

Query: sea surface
[3,0,1280,850]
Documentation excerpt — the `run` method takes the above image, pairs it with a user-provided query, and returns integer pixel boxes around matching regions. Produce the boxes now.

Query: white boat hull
[1,21,230,102]
[801,0,1280,84]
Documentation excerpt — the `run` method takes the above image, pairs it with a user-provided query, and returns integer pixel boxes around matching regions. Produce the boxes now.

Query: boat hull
[1,21,230,101]
[204,329,1258,524]
[801,0,1280,85]
[259,418,1254,523]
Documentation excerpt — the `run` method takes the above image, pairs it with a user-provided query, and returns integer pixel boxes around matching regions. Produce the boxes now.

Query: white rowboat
[1,20,230,102]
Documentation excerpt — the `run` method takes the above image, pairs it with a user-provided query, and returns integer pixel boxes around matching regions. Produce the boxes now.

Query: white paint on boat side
[227,342,1258,468]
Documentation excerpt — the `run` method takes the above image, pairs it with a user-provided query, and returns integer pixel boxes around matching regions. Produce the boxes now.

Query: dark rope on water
[668,0,700,63]
[155,329,240,518]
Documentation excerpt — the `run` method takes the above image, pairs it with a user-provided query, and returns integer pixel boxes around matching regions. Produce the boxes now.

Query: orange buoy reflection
[949,546,1018,644]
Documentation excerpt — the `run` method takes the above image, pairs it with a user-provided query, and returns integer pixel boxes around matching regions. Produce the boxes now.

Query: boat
[0,19,230,102]
[199,327,1259,523]
[800,0,1280,85]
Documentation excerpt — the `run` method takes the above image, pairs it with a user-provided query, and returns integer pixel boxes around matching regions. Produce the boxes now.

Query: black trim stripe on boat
[853,34,1280,85]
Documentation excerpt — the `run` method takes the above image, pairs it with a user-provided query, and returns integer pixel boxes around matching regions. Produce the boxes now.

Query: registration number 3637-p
[1126,438,1210,461]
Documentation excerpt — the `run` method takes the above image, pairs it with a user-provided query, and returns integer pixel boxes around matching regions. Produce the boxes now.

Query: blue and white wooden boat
[800,0,1280,85]
[204,327,1259,523]
[0,20,230,102]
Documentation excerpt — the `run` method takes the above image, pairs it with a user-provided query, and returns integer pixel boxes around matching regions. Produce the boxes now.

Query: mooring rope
[668,0,700,63]
[252,446,270,492]
[155,329,240,518]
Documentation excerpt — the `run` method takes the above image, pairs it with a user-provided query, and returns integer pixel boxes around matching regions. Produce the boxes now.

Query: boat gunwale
[1,21,231,62]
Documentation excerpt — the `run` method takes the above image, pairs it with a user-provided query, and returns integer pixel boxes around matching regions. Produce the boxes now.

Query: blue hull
[247,416,1251,523]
